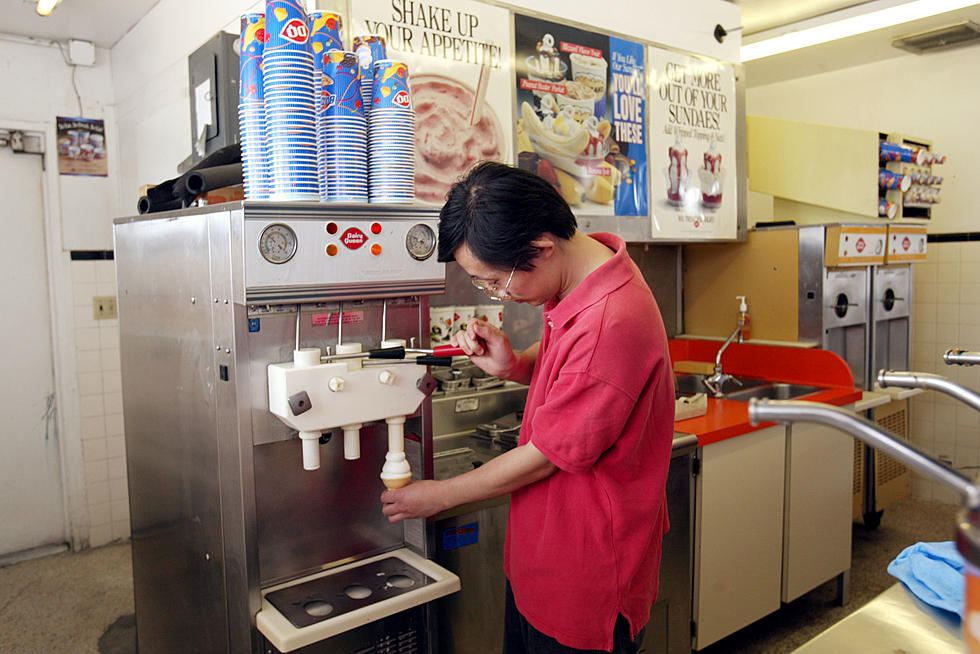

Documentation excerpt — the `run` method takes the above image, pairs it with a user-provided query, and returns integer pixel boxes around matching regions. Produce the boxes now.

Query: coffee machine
[114,202,460,653]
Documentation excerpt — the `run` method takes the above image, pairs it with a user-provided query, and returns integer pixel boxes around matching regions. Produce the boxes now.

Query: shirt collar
[544,233,634,329]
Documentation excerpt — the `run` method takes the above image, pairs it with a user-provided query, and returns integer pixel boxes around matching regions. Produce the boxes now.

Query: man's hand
[452,321,532,382]
[380,480,449,523]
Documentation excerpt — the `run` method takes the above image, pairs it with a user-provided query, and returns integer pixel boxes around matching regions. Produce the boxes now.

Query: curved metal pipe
[945,348,980,367]
[748,399,980,510]
[877,370,980,413]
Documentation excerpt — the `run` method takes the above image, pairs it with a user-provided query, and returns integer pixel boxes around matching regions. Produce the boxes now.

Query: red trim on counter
[670,339,862,446]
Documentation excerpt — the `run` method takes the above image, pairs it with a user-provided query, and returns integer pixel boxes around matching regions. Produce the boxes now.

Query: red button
[326,244,338,256]
[371,244,382,255]
[326,222,338,234]
[371,223,382,234]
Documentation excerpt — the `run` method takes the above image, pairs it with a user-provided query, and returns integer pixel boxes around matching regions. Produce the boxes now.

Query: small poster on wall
[514,13,648,216]
[350,0,513,205]
[647,47,736,239]
[56,117,108,177]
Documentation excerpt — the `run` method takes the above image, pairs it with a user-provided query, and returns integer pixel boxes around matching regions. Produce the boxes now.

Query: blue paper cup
[371,60,411,110]
[308,11,343,68]
[240,13,265,102]
[264,0,312,55]
[323,50,363,117]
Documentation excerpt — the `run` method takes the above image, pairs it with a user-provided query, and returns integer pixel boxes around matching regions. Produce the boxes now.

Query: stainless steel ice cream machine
[114,202,461,654]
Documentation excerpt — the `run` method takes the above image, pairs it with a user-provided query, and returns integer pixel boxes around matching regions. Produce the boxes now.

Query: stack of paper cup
[475,305,504,329]
[239,13,270,199]
[263,0,318,200]
[321,50,368,202]
[353,35,387,122]
[308,11,343,200]
[429,306,455,345]
[368,59,415,203]
[453,305,475,336]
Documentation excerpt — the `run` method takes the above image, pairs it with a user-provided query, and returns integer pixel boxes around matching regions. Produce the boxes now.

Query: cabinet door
[782,422,853,602]
[693,426,785,650]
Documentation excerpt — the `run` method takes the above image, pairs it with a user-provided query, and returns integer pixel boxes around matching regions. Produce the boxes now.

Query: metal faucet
[703,324,744,397]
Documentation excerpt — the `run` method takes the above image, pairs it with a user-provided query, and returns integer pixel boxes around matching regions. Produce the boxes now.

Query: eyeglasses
[471,265,516,301]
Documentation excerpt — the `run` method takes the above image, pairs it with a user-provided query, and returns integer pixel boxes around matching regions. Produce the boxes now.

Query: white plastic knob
[328,376,346,392]
[378,370,396,385]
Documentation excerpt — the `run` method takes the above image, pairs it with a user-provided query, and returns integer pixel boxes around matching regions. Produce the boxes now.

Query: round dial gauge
[259,223,297,264]
[406,223,436,261]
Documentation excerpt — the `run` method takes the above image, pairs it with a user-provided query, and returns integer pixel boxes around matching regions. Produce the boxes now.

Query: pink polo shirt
[503,233,675,651]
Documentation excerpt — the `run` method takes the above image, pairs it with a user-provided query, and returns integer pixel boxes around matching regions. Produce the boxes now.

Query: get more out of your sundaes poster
[647,46,736,239]
[351,0,513,205]
[514,13,648,217]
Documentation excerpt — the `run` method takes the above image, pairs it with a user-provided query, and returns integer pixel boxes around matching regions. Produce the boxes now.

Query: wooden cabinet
[693,425,785,650]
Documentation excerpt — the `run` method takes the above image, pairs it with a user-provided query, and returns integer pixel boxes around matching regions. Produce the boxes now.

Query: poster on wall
[647,47,736,239]
[514,13,648,216]
[56,117,108,177]
[350,0,513,205]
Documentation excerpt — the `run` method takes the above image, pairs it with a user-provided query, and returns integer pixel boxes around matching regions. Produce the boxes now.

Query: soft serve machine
[114,202,460,653]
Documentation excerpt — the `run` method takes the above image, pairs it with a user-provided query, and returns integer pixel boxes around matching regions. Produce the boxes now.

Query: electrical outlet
[93,296,117,320]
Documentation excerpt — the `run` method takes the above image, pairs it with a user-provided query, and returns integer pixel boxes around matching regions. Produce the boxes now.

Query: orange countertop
[669,339,863,447]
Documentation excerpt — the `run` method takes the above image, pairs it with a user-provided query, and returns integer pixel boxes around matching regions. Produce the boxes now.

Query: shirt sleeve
[528,370,638,474]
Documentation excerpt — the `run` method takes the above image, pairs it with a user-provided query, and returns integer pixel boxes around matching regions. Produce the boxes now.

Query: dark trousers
[502,582,646,654]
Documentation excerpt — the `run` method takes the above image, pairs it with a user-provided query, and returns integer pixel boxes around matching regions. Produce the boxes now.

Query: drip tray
[266,557,434,629]
[256,547,461,652]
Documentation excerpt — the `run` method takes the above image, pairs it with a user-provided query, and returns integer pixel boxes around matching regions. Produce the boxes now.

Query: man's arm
[380,442,556,522]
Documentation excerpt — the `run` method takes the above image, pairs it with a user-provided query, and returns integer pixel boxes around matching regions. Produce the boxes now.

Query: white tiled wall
[71,258,129,547]
[909,241,980,504]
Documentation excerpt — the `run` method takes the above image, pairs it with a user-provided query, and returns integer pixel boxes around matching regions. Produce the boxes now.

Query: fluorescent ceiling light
[36,0,62,16]
[741,0,980,61]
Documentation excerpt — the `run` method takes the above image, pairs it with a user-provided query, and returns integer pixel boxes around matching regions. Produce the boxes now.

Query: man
[381,161,674,653]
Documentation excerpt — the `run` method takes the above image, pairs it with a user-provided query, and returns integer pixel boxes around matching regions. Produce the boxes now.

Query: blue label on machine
[248,318,260,333]
[442,523,479,551]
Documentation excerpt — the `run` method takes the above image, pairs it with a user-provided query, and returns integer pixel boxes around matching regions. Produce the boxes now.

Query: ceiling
[2,0,160,48]
[1,0,977,83]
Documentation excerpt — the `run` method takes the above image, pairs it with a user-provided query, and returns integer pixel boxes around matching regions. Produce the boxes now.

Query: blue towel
[887,541,965,617]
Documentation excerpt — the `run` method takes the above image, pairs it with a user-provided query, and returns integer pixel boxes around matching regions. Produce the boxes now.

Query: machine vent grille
[875,406,909,484]
[892,21,980,54]
[853,440,864,496]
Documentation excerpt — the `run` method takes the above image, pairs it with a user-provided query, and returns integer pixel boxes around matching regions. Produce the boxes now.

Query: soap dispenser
[736,296,751,342]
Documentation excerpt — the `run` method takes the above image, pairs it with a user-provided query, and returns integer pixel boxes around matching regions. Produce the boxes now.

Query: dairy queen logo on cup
[392,90,411,108]
[280,18,309,44]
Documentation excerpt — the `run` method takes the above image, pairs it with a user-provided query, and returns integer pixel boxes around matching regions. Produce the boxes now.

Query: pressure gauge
[406,223,436,261]
[258,223,297,264]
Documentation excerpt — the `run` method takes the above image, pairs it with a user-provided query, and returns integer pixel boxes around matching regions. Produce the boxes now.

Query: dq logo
[324,92,336,109]
[341,228,367,250]
[392,90,412,108]
[280,19,309,44]
[855,238,866,253]
[902,236,912,251]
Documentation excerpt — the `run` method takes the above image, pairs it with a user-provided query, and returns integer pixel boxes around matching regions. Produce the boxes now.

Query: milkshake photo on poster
[514,13,648,217]
[351,0,513,205]
[647,46,736,240]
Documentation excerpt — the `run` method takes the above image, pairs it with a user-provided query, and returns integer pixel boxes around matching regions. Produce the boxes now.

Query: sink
[675,374,768,398]
[724,383,822,402]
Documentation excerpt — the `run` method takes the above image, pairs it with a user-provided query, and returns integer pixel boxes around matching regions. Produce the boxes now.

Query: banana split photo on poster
[514,13,648,217]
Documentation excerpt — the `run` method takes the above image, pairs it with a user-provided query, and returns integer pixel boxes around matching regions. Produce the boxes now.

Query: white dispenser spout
[381,415,412,490]
[300,431,321,470]
[343,423,363,460]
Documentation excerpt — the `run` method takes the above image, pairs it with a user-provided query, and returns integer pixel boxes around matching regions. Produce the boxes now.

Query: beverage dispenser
[114,202,460,654]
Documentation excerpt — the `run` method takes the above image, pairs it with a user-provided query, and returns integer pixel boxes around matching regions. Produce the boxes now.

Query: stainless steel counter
[793,583,962,653]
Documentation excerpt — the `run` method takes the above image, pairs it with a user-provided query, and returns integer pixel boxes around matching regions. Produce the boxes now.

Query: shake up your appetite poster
[514,13,648,217]
[351,0,513,205]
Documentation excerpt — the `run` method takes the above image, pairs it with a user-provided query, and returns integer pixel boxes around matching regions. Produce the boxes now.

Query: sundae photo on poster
[514,13,648,216]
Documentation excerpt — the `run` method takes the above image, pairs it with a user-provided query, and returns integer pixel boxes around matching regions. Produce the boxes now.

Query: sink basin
[675,374,768,398]
[724,383,822,402]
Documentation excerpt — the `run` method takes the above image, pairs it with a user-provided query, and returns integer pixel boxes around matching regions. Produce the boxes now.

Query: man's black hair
[437,161,577,271]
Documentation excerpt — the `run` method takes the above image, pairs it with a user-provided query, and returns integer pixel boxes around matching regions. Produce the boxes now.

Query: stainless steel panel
[431,384,529,438]
[824,323,868,389]
[797,225,826,342]
[822,268,869,329]
[872,265,911,321]
[116,213,231,653]
[874,317,910,375]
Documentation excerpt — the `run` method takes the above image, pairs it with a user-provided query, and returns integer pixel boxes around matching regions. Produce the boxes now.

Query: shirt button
[547,319,554,327]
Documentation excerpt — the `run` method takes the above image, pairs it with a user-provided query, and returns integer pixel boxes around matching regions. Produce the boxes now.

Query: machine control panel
[243,205,445,303]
